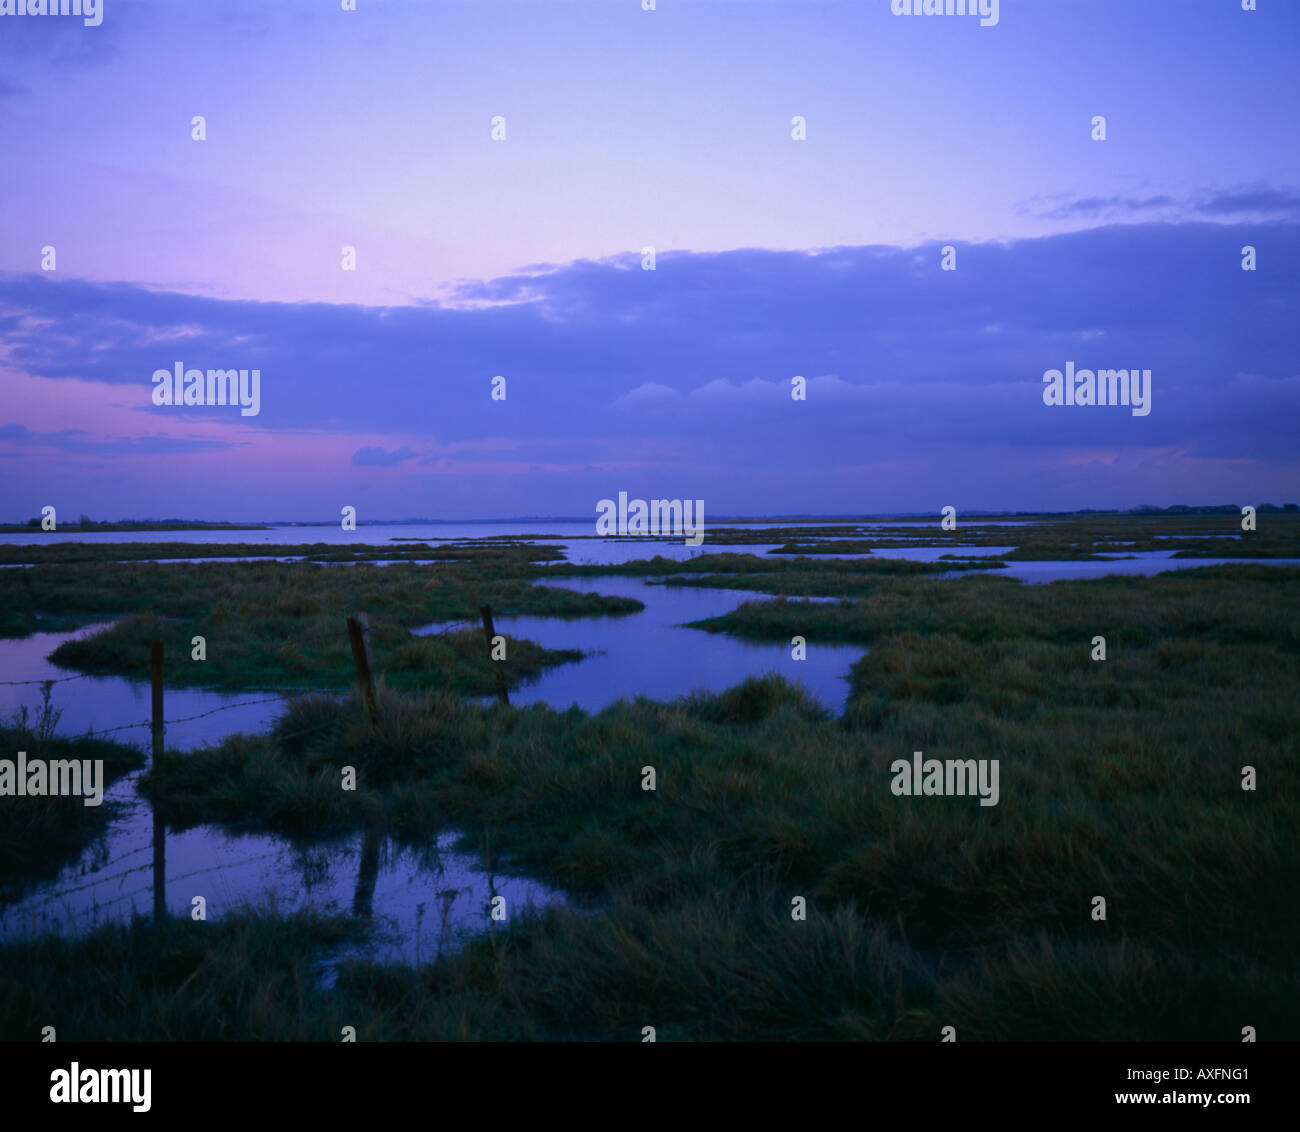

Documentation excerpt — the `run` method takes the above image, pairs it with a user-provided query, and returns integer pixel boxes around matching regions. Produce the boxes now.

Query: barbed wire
[3,613,485,747]
[0,673,90,687]
[8,844,289,915]
[82,719,151,736]
[153,696,291,727]
[75,696,312,737]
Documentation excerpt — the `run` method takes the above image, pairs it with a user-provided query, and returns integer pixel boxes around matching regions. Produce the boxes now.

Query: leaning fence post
[480,604,510,706]
[150,640,166,923]
[346,613,381,725]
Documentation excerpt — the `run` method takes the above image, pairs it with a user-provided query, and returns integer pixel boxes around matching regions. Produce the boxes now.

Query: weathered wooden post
[150,640,166,923]
[150,640,164,765]
[346,613,382,725]
[480,604,509,706]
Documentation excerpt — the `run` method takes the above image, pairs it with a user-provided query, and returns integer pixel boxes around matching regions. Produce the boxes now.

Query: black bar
[0,1040,1281,1119]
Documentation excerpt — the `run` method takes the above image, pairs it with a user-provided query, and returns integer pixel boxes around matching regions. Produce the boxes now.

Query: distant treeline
[1087,504,1298,515]
[2,516,268,532]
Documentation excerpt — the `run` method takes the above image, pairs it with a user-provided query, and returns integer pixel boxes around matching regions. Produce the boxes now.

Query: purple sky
[1,0,1298,520]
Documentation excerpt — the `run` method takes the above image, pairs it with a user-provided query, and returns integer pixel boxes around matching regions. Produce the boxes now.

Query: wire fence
[3,684,340,739]
[9,843,291,918]
[1,608,501,752]
[0,616,505,937]
[0,673,91,687]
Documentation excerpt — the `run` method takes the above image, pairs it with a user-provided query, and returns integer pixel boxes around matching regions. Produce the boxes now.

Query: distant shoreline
[3,505,1295,531]
[0,522,271,534]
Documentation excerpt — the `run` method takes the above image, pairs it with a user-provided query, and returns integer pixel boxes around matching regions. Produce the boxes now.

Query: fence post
[346,613,381,725]
[480,604,510,706]
[150,640,166,923]
[150,640,164,767]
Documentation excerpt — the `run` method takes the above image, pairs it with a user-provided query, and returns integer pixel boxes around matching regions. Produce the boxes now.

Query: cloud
[612,382,682,409]
[1031,194,1179,220]
[689,378,785,403]
[0,0,126,68]
[0,421,240,455]
[1194,187,1300,218]
[2,216,1299,492]
[1025,186,1300,222]
[351,445,416,467]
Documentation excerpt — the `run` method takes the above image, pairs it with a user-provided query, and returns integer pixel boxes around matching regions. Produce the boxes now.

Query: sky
[1,0,1297,521]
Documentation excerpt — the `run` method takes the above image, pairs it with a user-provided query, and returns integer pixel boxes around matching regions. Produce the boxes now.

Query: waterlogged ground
[0,623,287,747]
[0,764,560,970]
[960,549,1300,583]
[3,514,1294,575]
[0,624,561,964]
[3,517,1299,980]
[0,572,859,959]
[0,574,857,960]
[416,576,861,713]
[0,519,797,565]
[0,573,857,960]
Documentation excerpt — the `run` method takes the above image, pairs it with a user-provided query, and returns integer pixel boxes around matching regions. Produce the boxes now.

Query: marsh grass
[0,710,146,899]
[2,883,1294,1042]
[98,563,1299,1038]
[2,526,1297,1040]
[0,558,635,694]
[0,539,561,567]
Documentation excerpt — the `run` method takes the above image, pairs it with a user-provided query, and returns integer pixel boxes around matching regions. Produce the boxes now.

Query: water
[539,542,784,566]
[772,545,1017,562]
[951,551,1300,584]
[0,777,560,968]
[0,521,793,566]
[0,571,863,959]
[6,519,1287,575]
[856,520,1048,528]
[417,576,864,714]
[0,519,865,551]
[0,573,861,958]
[0,623,290,749]
[0,624,562,963]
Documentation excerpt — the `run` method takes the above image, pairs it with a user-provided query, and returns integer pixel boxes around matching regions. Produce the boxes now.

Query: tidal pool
[416,575,864,714]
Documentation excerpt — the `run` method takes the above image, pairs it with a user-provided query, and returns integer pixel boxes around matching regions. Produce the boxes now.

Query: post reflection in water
[352,830,382,920]
[152,811,166,923]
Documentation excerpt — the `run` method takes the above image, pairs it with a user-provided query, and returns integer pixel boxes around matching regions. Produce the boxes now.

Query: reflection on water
[0,623,291,750]
[772,545,1016,562]
[977,551,1300,584]
[0,577,855,961]
[418,575,864,715]
[0,761,561,967]
[0,625,559,964]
